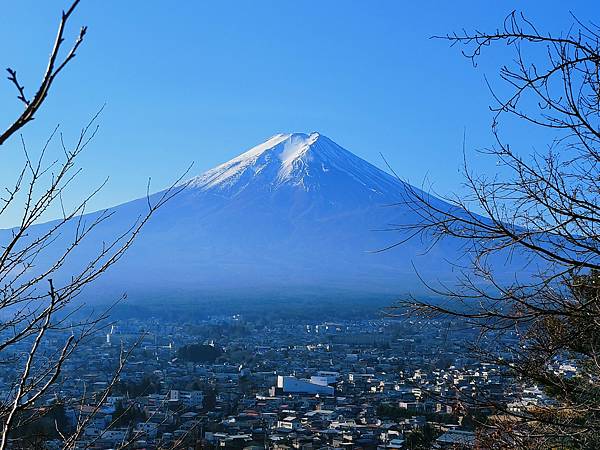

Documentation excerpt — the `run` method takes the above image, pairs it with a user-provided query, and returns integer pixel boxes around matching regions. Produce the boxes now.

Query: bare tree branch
[0,0,87,146]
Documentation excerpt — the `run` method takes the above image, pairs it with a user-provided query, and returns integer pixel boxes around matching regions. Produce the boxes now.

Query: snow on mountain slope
[187,132,405,198]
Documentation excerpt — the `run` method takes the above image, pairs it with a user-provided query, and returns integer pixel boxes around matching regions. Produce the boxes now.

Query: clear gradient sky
[0,1,598,227]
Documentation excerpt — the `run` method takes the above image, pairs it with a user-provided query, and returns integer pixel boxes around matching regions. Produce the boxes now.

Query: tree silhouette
[0,1,185,447]
[391,11,600,448]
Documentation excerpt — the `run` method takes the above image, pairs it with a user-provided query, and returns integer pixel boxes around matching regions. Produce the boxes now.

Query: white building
[276,375,334,395]
[169,389,203,407]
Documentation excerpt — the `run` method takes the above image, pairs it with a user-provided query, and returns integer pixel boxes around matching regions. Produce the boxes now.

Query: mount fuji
[14,133,472,302]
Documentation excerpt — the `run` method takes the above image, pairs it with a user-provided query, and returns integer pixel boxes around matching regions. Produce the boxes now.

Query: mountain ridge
[1,132,494,302]
[185,132,407,199]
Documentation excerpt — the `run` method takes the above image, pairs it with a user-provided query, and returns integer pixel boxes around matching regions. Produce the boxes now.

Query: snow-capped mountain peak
[187,132,323,193]
[186,132,403,197]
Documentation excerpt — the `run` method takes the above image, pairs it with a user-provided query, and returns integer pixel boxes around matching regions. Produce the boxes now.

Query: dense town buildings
[2,310,550,449]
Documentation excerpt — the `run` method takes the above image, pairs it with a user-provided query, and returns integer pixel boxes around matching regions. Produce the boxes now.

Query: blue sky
[0,1,598,226]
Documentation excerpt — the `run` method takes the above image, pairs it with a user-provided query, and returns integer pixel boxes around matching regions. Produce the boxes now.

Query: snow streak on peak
[186,132,403,197]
